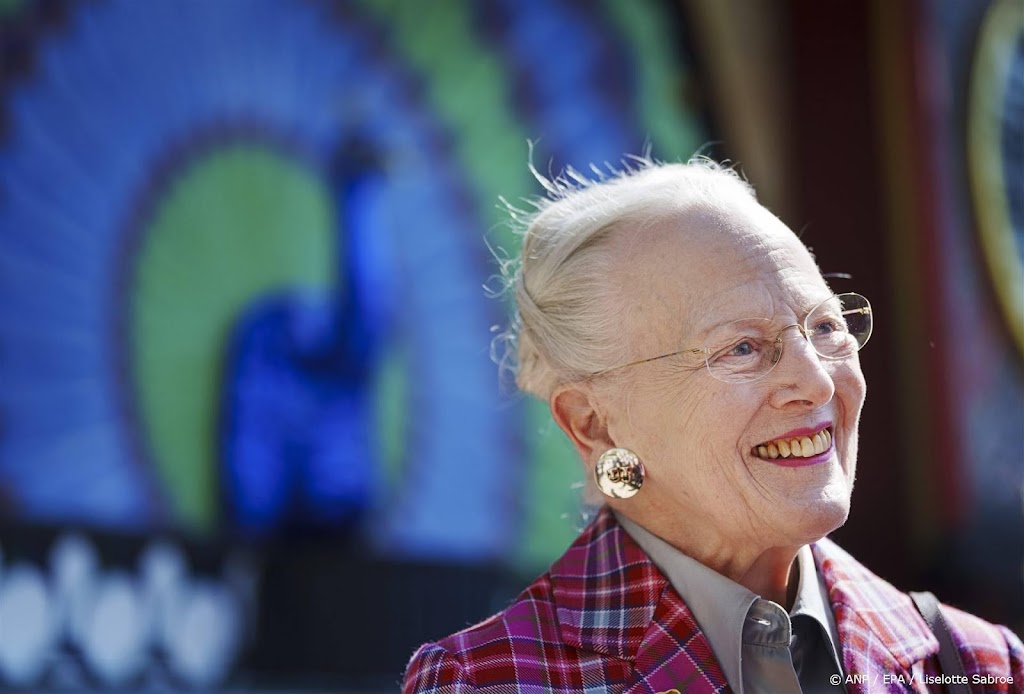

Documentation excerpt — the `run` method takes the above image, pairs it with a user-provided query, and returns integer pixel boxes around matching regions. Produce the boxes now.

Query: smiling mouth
[752,427,833,460]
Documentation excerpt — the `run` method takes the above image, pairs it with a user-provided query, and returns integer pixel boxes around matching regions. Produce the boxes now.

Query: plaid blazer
[404,508,1023,693]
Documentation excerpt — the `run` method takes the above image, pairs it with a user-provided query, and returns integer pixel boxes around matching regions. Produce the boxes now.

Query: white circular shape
[139,542,186,594]
[138,542,188,648]
[167,580,241,688]
[49,534,100,642]
[50,534,100,587]
[0,563,57,687]
[80,571,146,687]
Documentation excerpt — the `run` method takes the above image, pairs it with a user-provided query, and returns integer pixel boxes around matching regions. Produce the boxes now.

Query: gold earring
[594,448,645,499]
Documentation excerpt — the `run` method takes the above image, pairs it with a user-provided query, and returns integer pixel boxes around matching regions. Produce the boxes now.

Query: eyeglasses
[592,292,873,384]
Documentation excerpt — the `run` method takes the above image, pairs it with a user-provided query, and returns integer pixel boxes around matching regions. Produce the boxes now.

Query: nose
[767,325,835,408]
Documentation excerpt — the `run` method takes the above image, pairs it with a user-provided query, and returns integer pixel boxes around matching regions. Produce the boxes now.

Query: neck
[734,549,801,608]
[688,541,800,608]
[616,507,803,608]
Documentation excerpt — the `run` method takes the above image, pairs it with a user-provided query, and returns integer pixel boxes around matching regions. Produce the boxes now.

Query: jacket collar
[549,507,664,660]
[812,539,939,677]
[549,508,731,691]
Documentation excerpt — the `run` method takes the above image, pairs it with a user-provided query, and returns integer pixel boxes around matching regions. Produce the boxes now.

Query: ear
[550,383,616,464]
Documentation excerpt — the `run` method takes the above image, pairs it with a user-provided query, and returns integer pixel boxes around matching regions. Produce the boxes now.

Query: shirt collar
[614,512,843,690]
[793,539,844,671]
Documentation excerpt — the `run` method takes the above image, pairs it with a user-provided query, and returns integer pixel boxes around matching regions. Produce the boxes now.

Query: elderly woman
[403,160,1022,693]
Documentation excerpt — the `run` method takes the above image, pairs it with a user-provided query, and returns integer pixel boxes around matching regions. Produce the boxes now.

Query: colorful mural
[0,0,703,570]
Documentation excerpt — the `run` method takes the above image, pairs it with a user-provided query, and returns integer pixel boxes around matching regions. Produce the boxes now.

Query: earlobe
[549,384,615,462]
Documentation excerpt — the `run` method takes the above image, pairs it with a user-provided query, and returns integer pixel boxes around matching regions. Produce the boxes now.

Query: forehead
[608,202,829,339]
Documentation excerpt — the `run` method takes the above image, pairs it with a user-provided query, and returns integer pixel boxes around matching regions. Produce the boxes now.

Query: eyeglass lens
[705,293,872,383]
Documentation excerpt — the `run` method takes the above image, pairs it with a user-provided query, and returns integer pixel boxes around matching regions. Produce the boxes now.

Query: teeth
[754,429,833,459]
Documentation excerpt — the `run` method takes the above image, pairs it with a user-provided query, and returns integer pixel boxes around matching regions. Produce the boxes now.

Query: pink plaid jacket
[404,508,1023,692]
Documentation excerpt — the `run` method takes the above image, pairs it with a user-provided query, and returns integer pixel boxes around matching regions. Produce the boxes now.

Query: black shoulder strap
[909,591,972,694]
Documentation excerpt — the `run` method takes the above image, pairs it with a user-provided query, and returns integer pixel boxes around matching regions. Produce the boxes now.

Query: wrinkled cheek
[838,362,866,485]
[849,391,866,482]
[843,438,858,486]
[851,363,868,413]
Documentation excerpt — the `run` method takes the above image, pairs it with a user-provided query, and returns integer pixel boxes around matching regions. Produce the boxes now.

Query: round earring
[594,448,645,499]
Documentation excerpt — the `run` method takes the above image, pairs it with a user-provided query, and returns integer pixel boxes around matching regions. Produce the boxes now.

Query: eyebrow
[690,294,833,344]
[697,317,774,343]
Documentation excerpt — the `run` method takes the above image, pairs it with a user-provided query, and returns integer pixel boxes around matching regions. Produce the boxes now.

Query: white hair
[491,155,758,400]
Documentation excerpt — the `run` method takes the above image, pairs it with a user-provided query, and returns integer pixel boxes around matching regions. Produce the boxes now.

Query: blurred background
[0,0,1020,691]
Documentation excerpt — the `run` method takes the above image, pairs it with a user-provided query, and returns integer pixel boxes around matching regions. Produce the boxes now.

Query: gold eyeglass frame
[591,292,873,383]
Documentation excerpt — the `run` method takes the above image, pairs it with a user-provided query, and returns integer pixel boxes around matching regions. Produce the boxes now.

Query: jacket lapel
[631,587,733,693]
[550,509,732,693]
[548,514,941,694]
[813,539,939,693]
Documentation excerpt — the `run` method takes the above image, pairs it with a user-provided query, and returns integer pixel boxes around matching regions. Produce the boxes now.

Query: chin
[772,472,851,544]
[792,491,851,543]
[813,500,850,535]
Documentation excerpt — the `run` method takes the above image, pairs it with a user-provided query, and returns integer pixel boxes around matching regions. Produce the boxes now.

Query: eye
[729,340,757,357]
[715,337,763,362]
[811,317,845,335]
